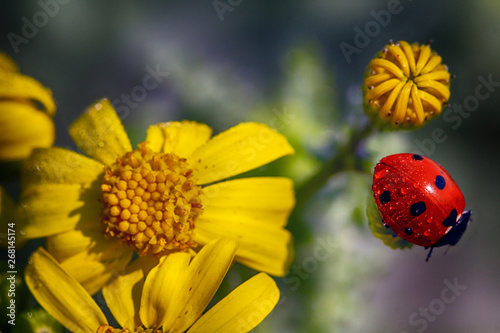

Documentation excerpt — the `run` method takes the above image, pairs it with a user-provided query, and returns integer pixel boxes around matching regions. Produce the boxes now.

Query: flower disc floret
[363,40,451,129]
[100,143,202,256]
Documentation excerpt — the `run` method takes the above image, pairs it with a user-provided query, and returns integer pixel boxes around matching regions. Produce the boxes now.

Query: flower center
[100,143,202,256]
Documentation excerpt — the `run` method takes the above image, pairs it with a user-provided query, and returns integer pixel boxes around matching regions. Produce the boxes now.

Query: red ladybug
[372,153,471,261]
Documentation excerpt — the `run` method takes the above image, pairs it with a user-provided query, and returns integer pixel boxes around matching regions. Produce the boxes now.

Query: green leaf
[366,194,413,249]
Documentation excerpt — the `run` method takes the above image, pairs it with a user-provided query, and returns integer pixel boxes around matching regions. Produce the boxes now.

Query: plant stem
[289,124,375,240]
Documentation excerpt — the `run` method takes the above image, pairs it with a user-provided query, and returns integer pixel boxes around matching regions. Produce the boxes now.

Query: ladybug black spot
[435,175,446,190]
[412,154,424,161]
[442,209,458,227]
[404,228,413,235]
[379,190,391,204]
[410,201,426,216]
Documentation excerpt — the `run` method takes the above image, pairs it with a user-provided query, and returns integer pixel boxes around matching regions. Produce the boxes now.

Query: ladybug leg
[425,247,434,262]
[431,210,471,248]
[424,211,471,262]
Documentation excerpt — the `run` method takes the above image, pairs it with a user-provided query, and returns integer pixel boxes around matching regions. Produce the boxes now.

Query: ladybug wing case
[372,154,466,247]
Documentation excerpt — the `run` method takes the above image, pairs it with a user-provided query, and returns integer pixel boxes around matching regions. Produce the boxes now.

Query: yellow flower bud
[362,41,451,130]
[0,53,56,161]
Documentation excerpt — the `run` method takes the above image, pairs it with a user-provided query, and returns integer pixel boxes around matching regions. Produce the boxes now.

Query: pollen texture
[100,143,202,256]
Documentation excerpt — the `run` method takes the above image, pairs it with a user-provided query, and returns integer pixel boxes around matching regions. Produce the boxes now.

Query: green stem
[289,124,375,241]
[288,123,375,333]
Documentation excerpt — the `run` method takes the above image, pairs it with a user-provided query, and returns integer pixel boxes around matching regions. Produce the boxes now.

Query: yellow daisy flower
[18,98,295,294]
[26,238,280,333]
[0,52,56,161]
[362,40,451,129]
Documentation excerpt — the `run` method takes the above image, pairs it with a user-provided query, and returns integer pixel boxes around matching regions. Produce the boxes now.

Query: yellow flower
[18,98,295,294]
[26,238,280,333]
[362,41,451,129]
[0,52,56,161]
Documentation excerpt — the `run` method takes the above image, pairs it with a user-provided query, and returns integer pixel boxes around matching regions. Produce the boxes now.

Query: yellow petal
[417,89,443,113]
[421,54,443,75]
[369,58,405,78]
[0,101,54,161]
[392,80,413,124]
[410,84,425,125]
[400,41,416,74]
[415,80,450,101]
[46,227,134,295]
[103,268,144,330]
[188,123,294,185]
[18,183,101,239]
[364,78,401,102]
[25,247,107,333]
[187,273,279,333]
[140,252,191,328]
[21,147,104,187]
[195,177,294,276]
[200,177,295,227]
[166,238,239,332]
[414,70,450,83]
[0,53,19,72]
[364,73,391,87]
[379,79,407,118]
[387,44,409,77]
[195,220,292,277]
[55,237,134,295]
[414,44,432,76]
[0,72,56,115]
[145,121,212,158]
[46,226,101,261]
[69,98,132,166]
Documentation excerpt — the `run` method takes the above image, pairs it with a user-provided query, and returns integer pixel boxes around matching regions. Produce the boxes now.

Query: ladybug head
[425,210,472,261]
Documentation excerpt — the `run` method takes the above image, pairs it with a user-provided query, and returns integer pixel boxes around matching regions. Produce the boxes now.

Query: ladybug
[372,153,471,261]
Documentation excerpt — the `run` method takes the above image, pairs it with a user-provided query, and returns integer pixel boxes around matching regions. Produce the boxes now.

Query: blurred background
[1,0,500,332]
